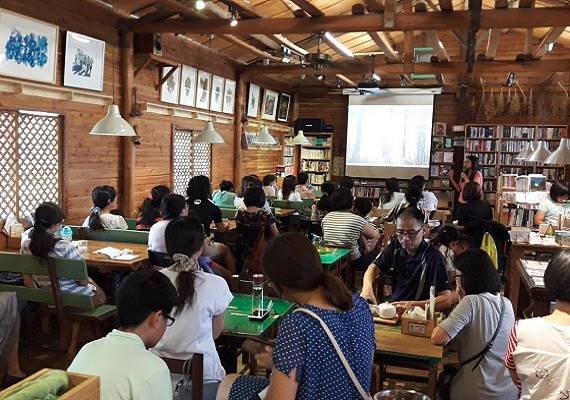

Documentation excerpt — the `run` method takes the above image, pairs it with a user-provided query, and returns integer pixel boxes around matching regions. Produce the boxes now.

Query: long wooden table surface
[210,220,237,233]
[82,240,149,270]
[375,324,443,363]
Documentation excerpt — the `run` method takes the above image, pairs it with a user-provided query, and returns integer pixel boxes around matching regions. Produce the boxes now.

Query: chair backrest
[0,252,95,324]
[148,250,173,269]
[270,200,307,210]
[125,218,137,230]
[220,207,238,220]
[69,226,149,245]
[160,354,203,400]
[382,223,396,246]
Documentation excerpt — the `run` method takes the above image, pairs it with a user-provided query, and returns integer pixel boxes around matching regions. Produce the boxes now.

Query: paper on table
[94,247,137,260]
[113,254,139,261]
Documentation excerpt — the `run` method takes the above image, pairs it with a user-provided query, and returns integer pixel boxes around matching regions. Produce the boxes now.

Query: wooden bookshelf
[300,132,333,187]
[281,135,295,176]
[429,131,455,211]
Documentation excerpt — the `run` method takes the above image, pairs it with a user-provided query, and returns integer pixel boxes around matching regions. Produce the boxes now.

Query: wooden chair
[69,226,149,245]
[220,208,238,220]
[125,218,137,230]
[160,354,204,400]
[269,200,307,210]
[0,252,116,359]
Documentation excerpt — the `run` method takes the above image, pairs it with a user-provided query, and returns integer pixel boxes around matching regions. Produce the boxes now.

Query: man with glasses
[361,207,453,314]
[69,270,177,400]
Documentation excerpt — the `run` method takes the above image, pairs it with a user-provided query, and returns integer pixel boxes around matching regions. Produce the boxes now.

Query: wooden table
[375,324,443,400]
[82,240,149,271]
[514,258,550,318]
[210,220,237,233]
[274,208,297,218]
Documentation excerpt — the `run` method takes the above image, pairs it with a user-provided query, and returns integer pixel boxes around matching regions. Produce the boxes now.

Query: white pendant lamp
[292,129,311,146]
[194,121,225,144]
[252,125,277,145]
[526,141,552,162]
[515,142,534,160]
[545,138,570,165]
[90,104,136,136]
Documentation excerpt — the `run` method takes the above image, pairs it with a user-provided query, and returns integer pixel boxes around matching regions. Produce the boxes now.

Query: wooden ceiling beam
[403,0,414,73]
[222,35,282,62]
[531,26,566,59]
[336,74,357,86]
[518,0,534,7]
[288,0,325,17]
[133,8,570,34]
[541,72,564,86]
[483,0,508,60]
[524,28,533,55]
[384,0,396,28]
[351,5,400,63]
[218,0,260,19]
[466,0,482,73]
[414,2,450,62]
[364,0,385,13]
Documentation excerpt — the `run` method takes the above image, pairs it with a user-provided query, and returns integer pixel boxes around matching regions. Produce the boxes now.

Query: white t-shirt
[379,192,405,210]
[148,219,170,253]
[68,330,172,400]
[82,213,128,230]
[234,196,272,214]
[419,191,439,212]
[277,190,302,202]
[321,211,367,259]
[152,269,233,382]
[537,198,568,226]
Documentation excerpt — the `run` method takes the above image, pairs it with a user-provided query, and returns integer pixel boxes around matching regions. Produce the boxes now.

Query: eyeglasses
[395,226,424,238]
[163,312,176,326]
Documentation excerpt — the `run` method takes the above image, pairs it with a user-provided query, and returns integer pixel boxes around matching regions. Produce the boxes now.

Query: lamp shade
[545,138,570,165]
[194,121,225,144]
[292,129,311,146]
[90,104,136,136]
[526,141,552,162]
[515,142,534,160]
[252,126,277,145]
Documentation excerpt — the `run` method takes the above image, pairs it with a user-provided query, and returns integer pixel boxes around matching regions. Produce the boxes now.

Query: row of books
[502,126,534,139]
[465,140,497,151]
[499,154,526,164]
[303,137,331,147]
[475,153,497,164]
[501,207,536,228]
[535,168,564,180]
[353,186,382,198]
[283,147,294,157]
[302,160,329,172]
[301,149,330,159]
[430,165,451,177]
[468,126,497,138]
[283,156,294,167]
[432,151,454,163]
[480,167,497,177]
[308,173,327,185]
[432,137,454,149]
[499,167,534,177]
[500,141,525,152]
[483,180,497,192]
[536,126,566,140]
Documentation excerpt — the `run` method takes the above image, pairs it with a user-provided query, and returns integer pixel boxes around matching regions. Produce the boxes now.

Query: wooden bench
[0,252,116,359]
[160,354,204,400]
[220,208,238,220]
[69,226,149,245]
[269,199,312,210]
[125,218,137,230]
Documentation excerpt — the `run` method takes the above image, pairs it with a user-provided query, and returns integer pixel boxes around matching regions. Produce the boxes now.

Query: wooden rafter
[288,0,324,17]
[222,35,282,62]
[415,2,450,62]
[484,0,508,60]
[524,28,533,55]
[132,8,570,34]
[466,0,482,73]
[336,74,357,86]
[541,72,564,86]
[403,0,414,73]
[531,26,566,59]
[351,5,400,63]
[384,0,396,28]
[218,0,259,19]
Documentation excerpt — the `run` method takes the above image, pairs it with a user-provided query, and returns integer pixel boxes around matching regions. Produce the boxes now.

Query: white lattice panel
[173,128,211,195]
[0,112,17,219]
[17,114,60,217]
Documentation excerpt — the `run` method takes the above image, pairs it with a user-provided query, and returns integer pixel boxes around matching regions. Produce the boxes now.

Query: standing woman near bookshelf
[449,155,483,205]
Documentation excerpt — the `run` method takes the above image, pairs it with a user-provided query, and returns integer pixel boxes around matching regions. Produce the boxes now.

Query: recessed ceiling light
[196,0,206,10]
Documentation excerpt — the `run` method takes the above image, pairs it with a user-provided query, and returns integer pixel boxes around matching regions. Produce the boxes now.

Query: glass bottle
[251,274,265,313]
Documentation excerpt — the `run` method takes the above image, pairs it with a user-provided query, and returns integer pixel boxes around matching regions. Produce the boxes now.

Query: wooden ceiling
[113,0,569,91]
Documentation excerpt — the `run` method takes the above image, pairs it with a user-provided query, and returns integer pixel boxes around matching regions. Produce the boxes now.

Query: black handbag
[436,296,505,400]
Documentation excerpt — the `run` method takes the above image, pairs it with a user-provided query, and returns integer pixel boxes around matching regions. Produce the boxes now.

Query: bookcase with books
[281,135,295,176]
[300,132,333,188]
[429,126,456,210]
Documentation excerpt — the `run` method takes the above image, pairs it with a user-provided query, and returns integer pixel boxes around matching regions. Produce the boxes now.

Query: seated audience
[322,189,380,270]
[82,186,128,230]
[68,270,176,400]
[0,292,25,388]
[152,217,233,400]
[217,233,375,400]
[235,175,272,213]
[383,183,424,223]
[262,175,278,197]
[186,176,235,274]
[353,197,381,258]
[102,185,124,217]
[315,180,336,219]
[410,175,438,213]
[278,175,302,202]
[235,187,279,272]
[339,176,355,191]
[295,172,316,199]
[431,225,472,274]
[379,178,405,210]
[534,179,569,226]
[505,249,570,399]
[353,197,373,221]
[212,180,236,208]
[22,202,106,305]
[456,182,493,225]
[432,249,517,400]
[148,194,188,253]
[136,185,171,230]
[361,207,453,312]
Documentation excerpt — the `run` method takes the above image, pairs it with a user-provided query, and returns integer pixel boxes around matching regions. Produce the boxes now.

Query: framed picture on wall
[433,122,447,136]
[246,83,260,118]
[160,66,180,104]
[179,65,197,107]
[210,75,225,112]
[223,79,236,114]
[196,70,211,109]
[0,9,58,84]
[277,93,291,122]
[63,31,105,92]
[261,89,279,120]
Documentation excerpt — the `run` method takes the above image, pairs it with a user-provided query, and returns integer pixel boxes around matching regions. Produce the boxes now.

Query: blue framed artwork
[64,31,105,92]
[0,9,58,84]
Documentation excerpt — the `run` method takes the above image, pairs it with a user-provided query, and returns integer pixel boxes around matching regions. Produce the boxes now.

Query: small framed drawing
[223,79,236,114]
[0,9,58,84]
[247,83,261,118]
[261,89,279,120]
[179,65,197,107]
[196,70,211,110]
[160,67,180,104]
[64,31,105,91]
[277,93,291,122]
[433,122,447,136]
[210,75,225,112]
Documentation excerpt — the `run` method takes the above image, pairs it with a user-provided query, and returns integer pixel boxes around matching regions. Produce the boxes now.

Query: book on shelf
[432,152,443,162]
[465,140,496,151]
[432,137,444,149]
[308,173,326,185]
[301,148,330,159]
[302,160,330,172]
[503,207,535,228]
[443,138,453,148]
[443,152,453,163]
[430,165,451,177]
[468,126,498,138]
[502,126,534,139]
[536,126,566,139]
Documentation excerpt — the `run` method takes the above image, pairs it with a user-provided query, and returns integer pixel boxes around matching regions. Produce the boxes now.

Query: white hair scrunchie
[169,253,199,273]
[90,206,101,215]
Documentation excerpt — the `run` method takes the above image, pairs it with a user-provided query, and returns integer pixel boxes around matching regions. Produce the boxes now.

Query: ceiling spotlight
[196,0,206,10]
[336,78,342,88]
[546,42,554,53]
[229,7,238,27]
[505,72,516,87]
[400,75,408,87]
[281,46,292,63]
[300,73,306,80]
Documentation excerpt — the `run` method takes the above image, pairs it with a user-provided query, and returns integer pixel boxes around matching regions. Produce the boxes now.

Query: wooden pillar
[233,73,246,185]
[120,30,136,217]
[291,92,301,175]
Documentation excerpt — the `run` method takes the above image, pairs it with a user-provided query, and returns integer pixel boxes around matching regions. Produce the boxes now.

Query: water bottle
[251,274,265,314]
[61,226,73,242]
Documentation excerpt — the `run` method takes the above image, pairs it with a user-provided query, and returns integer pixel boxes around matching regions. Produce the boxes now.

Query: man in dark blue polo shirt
[361,206,453,313]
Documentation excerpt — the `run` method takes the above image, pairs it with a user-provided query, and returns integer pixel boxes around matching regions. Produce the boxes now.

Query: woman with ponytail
[152,217,233,400]
[22,202,106,305]
[82,186,128,230]
[136,185,171,230]
[217,233,375,400]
